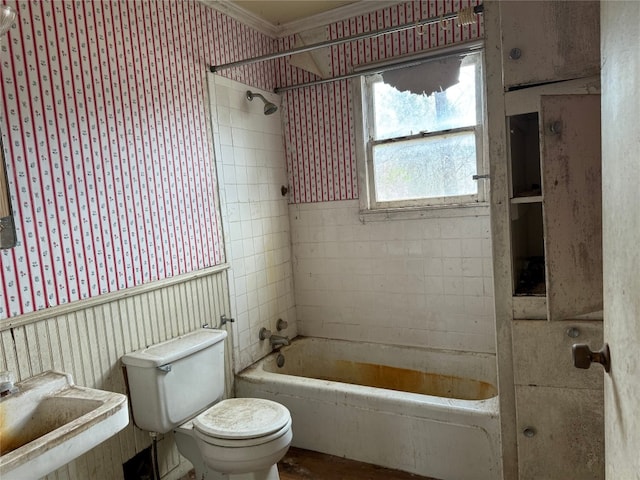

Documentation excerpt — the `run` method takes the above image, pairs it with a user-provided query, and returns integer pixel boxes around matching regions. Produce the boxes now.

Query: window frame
[356,48,487,213]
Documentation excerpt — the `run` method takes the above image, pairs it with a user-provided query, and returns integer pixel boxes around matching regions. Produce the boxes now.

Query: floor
[181,447,437,480]
[278,448,437,480]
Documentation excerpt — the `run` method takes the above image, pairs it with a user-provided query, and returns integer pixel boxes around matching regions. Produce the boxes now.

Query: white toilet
[121,329,292,480]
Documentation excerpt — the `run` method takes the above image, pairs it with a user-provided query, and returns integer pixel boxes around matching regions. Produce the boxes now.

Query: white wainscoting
[0,266,231,480]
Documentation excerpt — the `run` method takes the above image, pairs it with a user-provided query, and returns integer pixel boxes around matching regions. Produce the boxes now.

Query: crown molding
[199,1,402,38]
[199,1,280,37]
[276,1,401,37]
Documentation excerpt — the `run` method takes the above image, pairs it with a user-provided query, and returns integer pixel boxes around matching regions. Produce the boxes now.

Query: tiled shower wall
[208,76,296,372]
[281,0,493,353]
[291,201,495,353]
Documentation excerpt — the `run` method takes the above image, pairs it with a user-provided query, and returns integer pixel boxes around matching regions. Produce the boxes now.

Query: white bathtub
[236,336,501,480]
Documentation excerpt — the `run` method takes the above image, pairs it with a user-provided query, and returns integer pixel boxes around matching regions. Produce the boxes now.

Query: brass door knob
[572,343,611,373]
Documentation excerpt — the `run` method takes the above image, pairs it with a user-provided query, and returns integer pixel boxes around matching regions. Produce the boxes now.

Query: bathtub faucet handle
[0,371,18,397]
[276,318,288,331]
[259,327,272,340]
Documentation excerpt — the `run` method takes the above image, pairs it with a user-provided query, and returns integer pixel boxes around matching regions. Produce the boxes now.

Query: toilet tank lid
[121,329,227,368]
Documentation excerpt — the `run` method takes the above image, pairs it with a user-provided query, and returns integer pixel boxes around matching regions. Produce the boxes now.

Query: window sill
[358,202,489,222]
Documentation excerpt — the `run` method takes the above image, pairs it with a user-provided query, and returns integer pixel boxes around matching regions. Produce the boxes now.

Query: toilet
[121,329,292,480]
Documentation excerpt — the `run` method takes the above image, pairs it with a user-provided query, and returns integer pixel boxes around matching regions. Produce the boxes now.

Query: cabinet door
[512,320,603,389]
[540,95,602,321]
[516,386,604,480]
[501,1,600,89]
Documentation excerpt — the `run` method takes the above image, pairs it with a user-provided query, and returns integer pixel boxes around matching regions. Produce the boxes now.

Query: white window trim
[354,47,489,219]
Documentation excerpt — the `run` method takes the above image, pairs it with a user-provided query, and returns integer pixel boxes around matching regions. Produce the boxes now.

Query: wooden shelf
[511,195,543,204]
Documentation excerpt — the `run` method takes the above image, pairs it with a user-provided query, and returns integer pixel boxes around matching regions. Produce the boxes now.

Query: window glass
[372,59,478,141]
[372,131,477,202]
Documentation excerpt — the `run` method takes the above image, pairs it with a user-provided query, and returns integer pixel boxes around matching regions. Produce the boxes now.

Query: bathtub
[236,336,500,480]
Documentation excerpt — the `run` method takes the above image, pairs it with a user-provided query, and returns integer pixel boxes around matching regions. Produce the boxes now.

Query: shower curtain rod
[274,39,483,93]
[208,3,484,74]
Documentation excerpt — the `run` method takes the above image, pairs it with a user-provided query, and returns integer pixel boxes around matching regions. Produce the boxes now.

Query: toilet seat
[193,398,291,448]
[195,418,292,448]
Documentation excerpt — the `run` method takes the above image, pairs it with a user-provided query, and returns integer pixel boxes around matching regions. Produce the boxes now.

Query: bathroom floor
[181,447,437,480]
[278,448,437,479]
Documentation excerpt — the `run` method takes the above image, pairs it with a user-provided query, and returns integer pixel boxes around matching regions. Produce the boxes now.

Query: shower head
[246,90,278,115]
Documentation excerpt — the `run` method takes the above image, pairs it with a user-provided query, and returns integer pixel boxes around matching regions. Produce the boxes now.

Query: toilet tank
[121,329,228,434]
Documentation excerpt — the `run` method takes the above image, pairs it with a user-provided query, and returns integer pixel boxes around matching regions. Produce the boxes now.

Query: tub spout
[270,334,290,348]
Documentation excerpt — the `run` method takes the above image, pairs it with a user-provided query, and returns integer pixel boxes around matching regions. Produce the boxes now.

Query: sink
[0,370,129,479]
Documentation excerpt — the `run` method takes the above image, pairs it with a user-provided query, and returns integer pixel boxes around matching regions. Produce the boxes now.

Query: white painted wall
[208,76,297,372]
[290,200,495,354]
[601,2,640,476]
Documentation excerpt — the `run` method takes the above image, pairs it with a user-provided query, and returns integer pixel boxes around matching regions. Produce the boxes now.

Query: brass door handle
[572,343,611,373]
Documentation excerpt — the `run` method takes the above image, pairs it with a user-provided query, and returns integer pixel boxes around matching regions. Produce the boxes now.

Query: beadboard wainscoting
[0,267,232,480]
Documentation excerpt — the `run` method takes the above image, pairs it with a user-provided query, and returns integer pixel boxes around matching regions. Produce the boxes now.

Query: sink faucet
[269,334,290,348]
[0,370,18,397]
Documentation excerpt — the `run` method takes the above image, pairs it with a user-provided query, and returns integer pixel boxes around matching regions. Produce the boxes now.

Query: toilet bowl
[175,398,292,480]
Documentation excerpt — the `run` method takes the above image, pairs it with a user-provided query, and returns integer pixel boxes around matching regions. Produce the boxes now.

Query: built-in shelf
[508,91,603,320]
[509,109,545,298]
[511,202,545,296]
[509,112,541,200]
[511,195,543,204]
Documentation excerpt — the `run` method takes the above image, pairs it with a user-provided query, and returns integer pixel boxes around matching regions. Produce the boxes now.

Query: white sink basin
[0,370,129,479]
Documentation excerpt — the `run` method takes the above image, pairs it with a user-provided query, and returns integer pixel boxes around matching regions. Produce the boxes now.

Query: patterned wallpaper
[0,0,483,318]
[277,0,484,204]
[0,0,275,319]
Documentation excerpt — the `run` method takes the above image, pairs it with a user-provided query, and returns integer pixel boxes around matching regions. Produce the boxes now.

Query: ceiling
[230,0,357,26]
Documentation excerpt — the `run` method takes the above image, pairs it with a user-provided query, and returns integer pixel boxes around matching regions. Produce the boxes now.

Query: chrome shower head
[246,90,278,115]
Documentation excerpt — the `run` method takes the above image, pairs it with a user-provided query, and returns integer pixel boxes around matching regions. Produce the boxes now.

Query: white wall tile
[290,200,496,354]
[444,276,464,295]
[443,258,463,276]
[462,258,485,277]
[462,238,483,257]
[425,258,444,277]
[463,277,485,296]
[212,77,296,372]
[442,239,462,257]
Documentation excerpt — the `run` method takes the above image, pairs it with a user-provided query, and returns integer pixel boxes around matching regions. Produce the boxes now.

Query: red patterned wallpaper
[0,0,275,319]
[0,0,484,318]
[277,0,483,204]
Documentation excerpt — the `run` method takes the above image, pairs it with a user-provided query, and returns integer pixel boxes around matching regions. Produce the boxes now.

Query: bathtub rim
[237,336,500,419]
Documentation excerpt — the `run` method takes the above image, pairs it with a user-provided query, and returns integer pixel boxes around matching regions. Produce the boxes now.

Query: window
[359,50,485,210]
